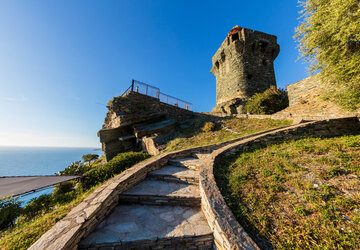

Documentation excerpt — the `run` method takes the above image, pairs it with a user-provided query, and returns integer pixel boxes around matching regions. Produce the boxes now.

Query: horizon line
[0,145,102,149]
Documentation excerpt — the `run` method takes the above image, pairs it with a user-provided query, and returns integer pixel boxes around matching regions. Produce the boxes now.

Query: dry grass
[215,135,360,249]
[164,117,292,152]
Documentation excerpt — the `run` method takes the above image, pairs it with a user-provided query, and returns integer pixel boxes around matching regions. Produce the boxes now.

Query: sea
[0,146,102,205]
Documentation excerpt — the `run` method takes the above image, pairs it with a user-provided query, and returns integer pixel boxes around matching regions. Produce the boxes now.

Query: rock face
[276,74,356,117]
[98,91,195,161]
[211,25,280,114]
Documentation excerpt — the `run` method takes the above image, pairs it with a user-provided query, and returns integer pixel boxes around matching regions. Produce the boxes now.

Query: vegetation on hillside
[296,0,360,110]
[215,135,360,249]
[0,151,149,250]
[243,86,289,114]
[164,116,292,152]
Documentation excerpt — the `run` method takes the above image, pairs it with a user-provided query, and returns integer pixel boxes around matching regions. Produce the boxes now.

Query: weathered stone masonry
[99,91,196,161]
[211,26,280,114]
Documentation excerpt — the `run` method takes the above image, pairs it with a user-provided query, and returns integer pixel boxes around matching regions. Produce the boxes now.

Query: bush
[22,195,53,219]
[58,161,91,176]
[53,181,74,196]
[0,198,22,230]
[202,122,216,132]
[82,151,149,189]
[52,191,77,205]
[244,86,289,114]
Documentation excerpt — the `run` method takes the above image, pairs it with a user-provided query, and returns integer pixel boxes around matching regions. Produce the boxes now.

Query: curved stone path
[79,155,214,249]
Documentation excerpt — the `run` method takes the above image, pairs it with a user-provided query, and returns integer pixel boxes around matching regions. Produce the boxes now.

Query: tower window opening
[262,59,267,66]
[215,61,219,69]
[251,43,255,53]
[220,51,226,61]
[231,33,239,42]
[259,41,268,53]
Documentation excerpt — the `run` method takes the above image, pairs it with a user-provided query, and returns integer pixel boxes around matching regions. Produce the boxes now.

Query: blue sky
[0,0,309,147]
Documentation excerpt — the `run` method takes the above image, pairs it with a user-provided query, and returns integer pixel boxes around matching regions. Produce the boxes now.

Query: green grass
[164,117,292,152]
[215,135,360,249]
[0,188,94,249]
[0,152,149,250]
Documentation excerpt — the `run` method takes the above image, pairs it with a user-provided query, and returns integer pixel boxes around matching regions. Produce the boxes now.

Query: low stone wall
[199,117,360,249]
[30,117,360,250]
[79,234,214,249]
[203,111,357,123]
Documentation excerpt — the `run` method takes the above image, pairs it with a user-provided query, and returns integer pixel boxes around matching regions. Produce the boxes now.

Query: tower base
[211,98,246,115]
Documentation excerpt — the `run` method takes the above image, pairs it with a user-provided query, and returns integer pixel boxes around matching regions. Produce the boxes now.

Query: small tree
[82,154,99,166]
[295,0,360,110]
[0,198,22,230]
[244,86,289,114]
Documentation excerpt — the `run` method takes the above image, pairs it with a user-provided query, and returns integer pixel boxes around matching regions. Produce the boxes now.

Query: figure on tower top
[210,26,280,114]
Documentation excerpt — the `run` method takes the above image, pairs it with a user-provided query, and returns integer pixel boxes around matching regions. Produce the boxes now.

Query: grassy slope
[0,188,95,249]
[215,135,360,249]
[164,117,292,152]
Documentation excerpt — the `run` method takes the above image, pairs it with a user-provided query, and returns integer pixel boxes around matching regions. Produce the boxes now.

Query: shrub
[22,195,53,219]
[244,86,289,114]
[82,151,149,189]
[0,198,22,230]
[52,191,77,205]
[53,181,74,195]
[202,122,216,132]
[82,154,99,166]
[58,161,91,176]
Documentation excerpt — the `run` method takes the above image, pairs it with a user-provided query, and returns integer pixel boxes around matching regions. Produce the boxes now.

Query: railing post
[131,79,134,92]
[146,85,148,96]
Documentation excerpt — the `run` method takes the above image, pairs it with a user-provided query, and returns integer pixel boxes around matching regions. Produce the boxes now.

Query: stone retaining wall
[203,112,356,123]
[30,117,360,250]
[199,117,360,249]
[79,234,214,250]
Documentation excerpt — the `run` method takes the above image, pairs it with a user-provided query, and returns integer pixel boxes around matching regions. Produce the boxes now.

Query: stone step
[78,204,213,249]
[168,158,204,171]
[148,165,199,184]
[192,152,212,161]
[119,179,200,206]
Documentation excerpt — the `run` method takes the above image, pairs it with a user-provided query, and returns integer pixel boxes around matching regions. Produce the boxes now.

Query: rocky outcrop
[98,91,196,161]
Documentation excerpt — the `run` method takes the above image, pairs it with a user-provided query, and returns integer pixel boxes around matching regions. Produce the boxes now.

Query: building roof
[0,175,81,199]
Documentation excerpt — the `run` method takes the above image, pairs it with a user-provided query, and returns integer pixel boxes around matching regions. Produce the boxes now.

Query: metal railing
[123,79,193,111]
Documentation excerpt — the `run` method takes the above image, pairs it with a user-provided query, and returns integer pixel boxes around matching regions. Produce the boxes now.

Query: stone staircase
[78,156,214,249]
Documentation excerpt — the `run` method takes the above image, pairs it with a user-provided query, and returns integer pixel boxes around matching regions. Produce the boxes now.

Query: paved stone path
[79,155,214,249]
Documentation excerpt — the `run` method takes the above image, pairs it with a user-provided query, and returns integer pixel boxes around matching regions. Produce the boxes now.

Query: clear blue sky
[0,0,309,147]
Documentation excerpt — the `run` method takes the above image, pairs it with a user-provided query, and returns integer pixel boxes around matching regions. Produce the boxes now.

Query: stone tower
[210,26,280,114]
